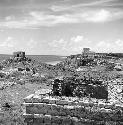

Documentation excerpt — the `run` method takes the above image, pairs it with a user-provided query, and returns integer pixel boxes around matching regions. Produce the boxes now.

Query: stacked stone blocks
[23,91,123,125]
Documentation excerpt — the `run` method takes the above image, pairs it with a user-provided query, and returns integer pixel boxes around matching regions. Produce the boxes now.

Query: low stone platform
[23,89,123,125]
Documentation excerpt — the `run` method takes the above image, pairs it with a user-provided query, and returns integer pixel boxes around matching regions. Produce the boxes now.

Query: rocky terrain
[0,52,123,124]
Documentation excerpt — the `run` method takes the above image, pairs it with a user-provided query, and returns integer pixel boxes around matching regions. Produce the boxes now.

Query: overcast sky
[0,0,123,55]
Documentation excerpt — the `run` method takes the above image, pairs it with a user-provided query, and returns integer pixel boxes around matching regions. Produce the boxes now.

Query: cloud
[0,8,123,29]
[84,9,110,22]
[71,36,84,43]
[49,35,123,54]
[93,39,123,53]
[29,9,123,24]
[50,0,117,12]
[48,35,92,54]
[26,39,37,49]
[0,37,15,48]
[49,38,68,49]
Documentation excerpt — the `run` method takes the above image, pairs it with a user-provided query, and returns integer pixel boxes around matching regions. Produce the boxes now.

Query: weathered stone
[23,91,123,125]
[64,105,75,116]
[50,104,61,116]
[56,99,69,105]
[43,104,52,114]
[59,105,67,116]
[33,117,44,124]
[24,94,34,103]
[49,98,59,104]
[42,97,50,103]
[44,115,52,124]
[26,104,45,114]
[62,116,72,125]
[51,116,62,124]
[23,113,34,119]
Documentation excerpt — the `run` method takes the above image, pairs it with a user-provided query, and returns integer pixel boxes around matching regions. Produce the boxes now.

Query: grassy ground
[0,82,51,125]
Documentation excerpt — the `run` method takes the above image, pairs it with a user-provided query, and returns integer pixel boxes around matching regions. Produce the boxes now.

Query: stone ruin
[23,88,123,125]
[52,77,108,100]
[13,51,25,59]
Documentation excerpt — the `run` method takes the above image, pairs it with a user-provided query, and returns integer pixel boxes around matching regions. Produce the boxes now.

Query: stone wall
[13,51,25,58]
[23,89,123,125]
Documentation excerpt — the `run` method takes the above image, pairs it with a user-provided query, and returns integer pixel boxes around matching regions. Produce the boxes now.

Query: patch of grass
[0,83,51,125]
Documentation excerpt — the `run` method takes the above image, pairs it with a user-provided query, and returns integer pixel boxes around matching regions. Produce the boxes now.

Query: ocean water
[45,61,61,65]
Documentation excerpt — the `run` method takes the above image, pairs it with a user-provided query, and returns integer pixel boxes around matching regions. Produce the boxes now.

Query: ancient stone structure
[83,48,90,53]
[82,48,109,59]
[23,89,123,125]
[13,51,25,59]
[82,48,95,58]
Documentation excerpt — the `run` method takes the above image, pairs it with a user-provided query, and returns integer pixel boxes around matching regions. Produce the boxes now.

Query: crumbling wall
[23,89,123,125]
[13,51,25,59]
[52,77,108,100]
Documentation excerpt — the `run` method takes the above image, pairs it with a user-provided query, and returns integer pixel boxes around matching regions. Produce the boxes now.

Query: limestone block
[33,117,44,124]
[48,98,59,104]
[83,102,90,107]
[42,97,50,103]
[51,116,62,124]
[70,117,79,124]
[64,105,75,116]
[43,104,52,114]
[104,103,112,109]
[77,101,85,106]
[61,116,72,125]
[50,104,61,116]
[56,99,69,105]
[23,113,34,119]
[24,118,34,124]
[74,106,88,118]
[35,89,52,95]
[34,114,43,118]
[98,103,105,108]
[24,94,34,103]
[23,102,34,107]
[66,100,74,105]
[43,115,52,124]
[31,95,42,103]
[26,104,44,114]
[59,105,67,116]
[80,118,94,125]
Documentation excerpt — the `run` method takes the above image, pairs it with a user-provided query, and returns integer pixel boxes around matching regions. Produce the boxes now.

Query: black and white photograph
[0,0,123,124]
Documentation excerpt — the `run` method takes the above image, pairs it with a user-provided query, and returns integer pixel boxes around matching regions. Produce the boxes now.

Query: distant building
[82,48,95,58]
[83,48,90,53]
[82,48,108,58]
[13,51,25,59]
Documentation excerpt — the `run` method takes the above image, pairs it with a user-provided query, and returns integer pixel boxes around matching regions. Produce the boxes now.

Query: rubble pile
[0,81,16,90]
[108,79,123,103]
[23,89,123,125]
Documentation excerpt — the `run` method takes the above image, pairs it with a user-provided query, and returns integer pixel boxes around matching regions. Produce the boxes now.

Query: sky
[0,0,123,55]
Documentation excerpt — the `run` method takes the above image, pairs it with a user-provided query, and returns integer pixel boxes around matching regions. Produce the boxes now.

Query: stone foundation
[23,89,123,125]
